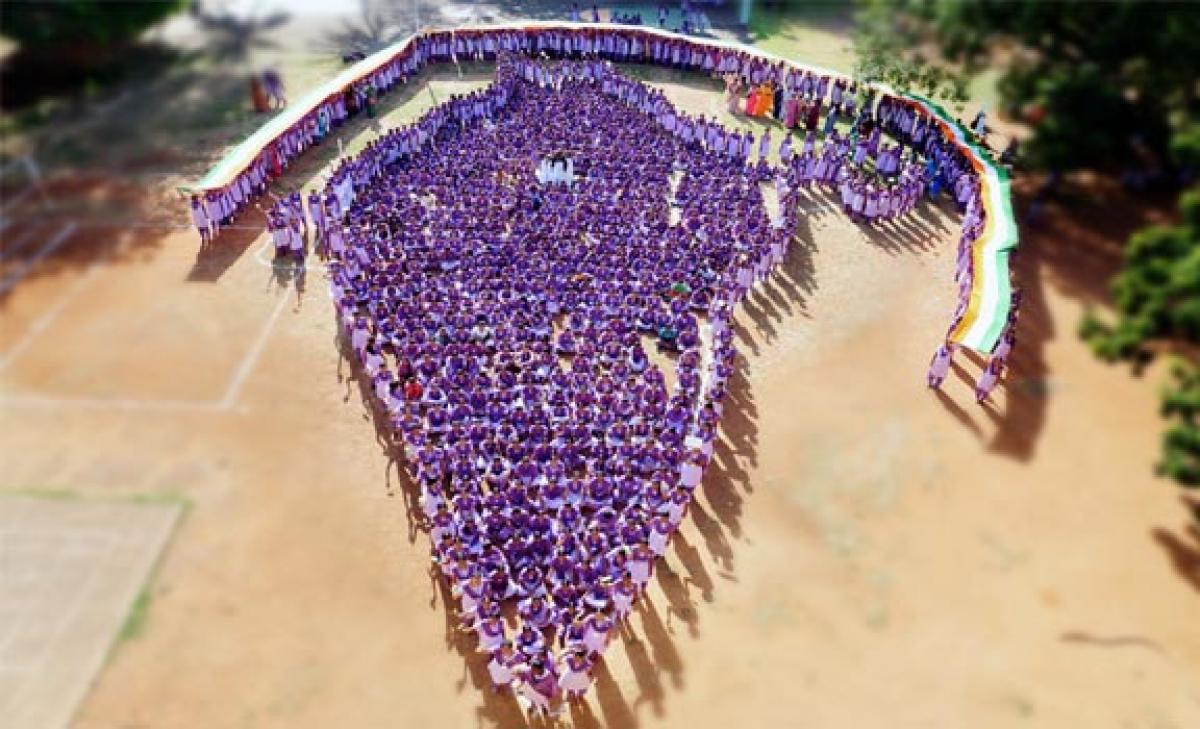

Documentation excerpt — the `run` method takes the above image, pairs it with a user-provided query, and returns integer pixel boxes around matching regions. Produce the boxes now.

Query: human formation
[313,57,791,713]
[187,24,1019,711]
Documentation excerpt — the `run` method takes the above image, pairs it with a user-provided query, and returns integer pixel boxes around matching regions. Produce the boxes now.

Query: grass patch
[0,487,192,509]
[118,588,153,642]
[0,487,188,659]
[745,3,856,73]
[124,491,190,506]
[110,495,188,659]
[0,487,83,500]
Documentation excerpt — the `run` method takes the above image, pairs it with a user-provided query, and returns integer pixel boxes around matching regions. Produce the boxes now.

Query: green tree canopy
[1082,190,1200,362]
[1,0,187,49]
[1,0,189,108]
[1081,189,1200,486]
[855,0,1200,171]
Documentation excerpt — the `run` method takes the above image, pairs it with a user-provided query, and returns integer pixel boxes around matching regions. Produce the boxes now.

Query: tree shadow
[743,2,854,43]
[0,177,186,309]
[190,1,291,63]
[979,176,1177,464]
[1028,175,1175,310]
[480,0,590,24]
[1151,497,1200,596]
[0,57,497,302]
[0,41,186,112]
[319,0,412,55]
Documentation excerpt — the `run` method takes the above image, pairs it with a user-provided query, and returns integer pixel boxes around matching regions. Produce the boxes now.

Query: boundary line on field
[0,292,288,415]
[0,217,264,232]
[0,195,850,413]
[0,222,43,261]
[0,223,79,296]
[218,292,289,409]
[0,258,106,372]
[0,393,228,413]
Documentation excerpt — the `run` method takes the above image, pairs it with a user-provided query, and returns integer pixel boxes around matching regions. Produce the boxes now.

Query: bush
[1160,362,1200,487]
[1083,189,1200,487]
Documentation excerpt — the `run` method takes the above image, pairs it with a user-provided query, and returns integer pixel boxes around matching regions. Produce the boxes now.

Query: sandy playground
[1,61,1199,729]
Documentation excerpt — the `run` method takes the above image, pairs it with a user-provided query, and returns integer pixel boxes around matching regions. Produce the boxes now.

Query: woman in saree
[742,81,757,115]
[724,74,742,114]
[783,89,801,128]
[755,81,776,117]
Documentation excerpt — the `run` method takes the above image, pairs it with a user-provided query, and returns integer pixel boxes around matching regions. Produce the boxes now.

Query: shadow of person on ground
[980,196,1053,462]
[932,388,983,437]
[427,567,534,728]
[976,178,1177,461]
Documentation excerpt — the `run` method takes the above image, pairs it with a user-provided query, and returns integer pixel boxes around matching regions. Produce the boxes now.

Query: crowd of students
[306,56,792,714]
[189,26,1018,708]
[189,24,997,228]
[190,23,1015,404]
[265,51,1000,712]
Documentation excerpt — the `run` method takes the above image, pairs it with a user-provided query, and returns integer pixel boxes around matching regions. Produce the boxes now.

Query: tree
[1081,189,1200,487]
[1,0,187,54]
[854,0,1200,172]
[0,0,188,108]
[1160,362,1200,486]
[852,3,969,110]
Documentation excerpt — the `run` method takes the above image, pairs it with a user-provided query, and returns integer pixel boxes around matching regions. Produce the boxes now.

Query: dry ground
[1,63,1198,729]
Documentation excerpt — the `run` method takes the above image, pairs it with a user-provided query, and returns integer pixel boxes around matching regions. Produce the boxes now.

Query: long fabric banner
[191,22,1018,354]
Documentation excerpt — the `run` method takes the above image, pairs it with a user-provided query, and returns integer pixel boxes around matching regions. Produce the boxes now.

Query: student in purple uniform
[189,195,212,246]
[975,356,1003,403]
[487,641,525,693]
[926,342,956,389]
[518,655,560,717]
[583,608,614,654]
[558,647,594,700]
[611,572,638,622]
[476,611,506,653]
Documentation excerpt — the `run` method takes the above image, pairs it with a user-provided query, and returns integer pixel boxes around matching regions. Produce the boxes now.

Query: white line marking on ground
[0,258,106,372]
[0,223,42,261]
[0,186,35,215]
[0,393,227,413]
[0,222,78,296]
[218,293,289,409]
[1,290,288,414]
[0,216,263,232]
[795,201,839,214]
[253,240,332,272]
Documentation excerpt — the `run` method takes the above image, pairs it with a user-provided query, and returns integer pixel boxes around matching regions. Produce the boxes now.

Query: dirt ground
[2,58,1199,729]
